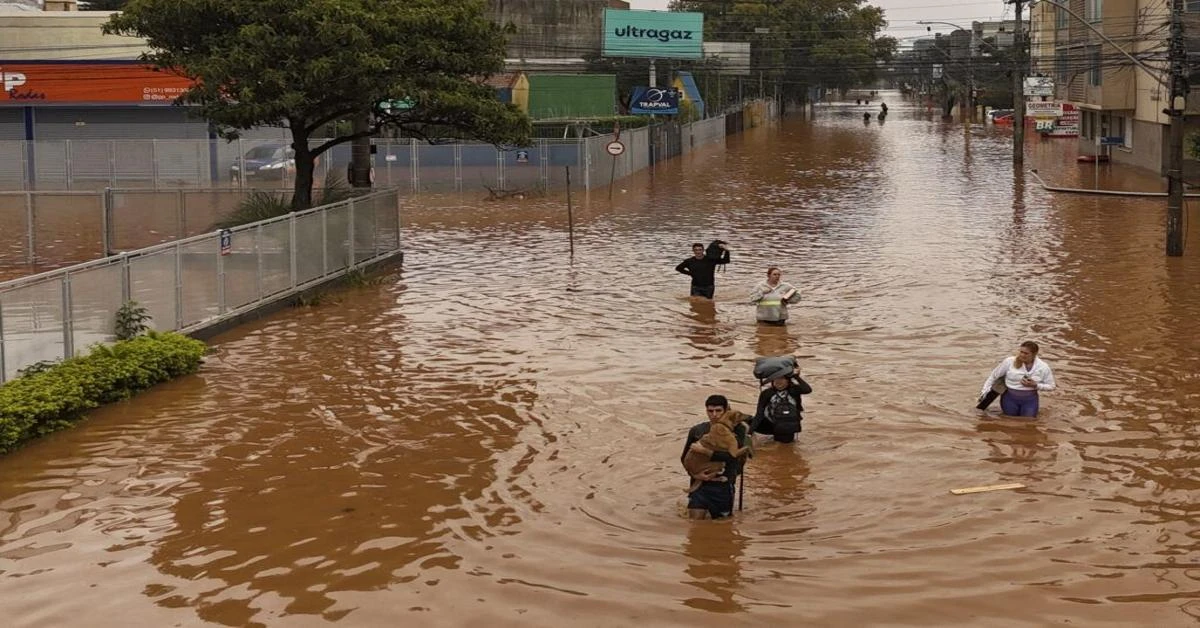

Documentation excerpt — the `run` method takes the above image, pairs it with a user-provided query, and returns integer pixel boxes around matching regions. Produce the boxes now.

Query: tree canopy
[670,0,896,101]
[105,0,531,209]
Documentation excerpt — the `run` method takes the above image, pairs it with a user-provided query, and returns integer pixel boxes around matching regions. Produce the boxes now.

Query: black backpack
[765,389,800,443]
[705,240,728,270]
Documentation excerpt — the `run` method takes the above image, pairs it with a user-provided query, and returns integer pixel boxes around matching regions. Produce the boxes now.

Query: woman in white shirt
[750,267,801,325]
[979,341,1057,417]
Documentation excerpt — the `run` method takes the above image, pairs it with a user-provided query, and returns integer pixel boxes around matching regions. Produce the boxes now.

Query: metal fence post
[0,298,7,384]
[120,253,131,304]
[400,189,410,253]
[174,242,183,329]
[289,213,298,288]
[237,138,245,190]
[410,138,419,193]
[539,139,549,190]
[102,187,113,257]
[61,273,74,359]
[176,189,186,240]
[497,146,505,192]
[321,208,328,276]
[152,139,160,190]
[347,199,356,268]
[109,139,117,189]
[255,224,264,300]
[454,142,463,192]
[65,139,73,190]
[20,138,29,192]
[25,191,35,266]
[217,236,226,315]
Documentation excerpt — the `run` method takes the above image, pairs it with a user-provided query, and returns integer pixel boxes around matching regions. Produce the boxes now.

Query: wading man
[676,242,730,299]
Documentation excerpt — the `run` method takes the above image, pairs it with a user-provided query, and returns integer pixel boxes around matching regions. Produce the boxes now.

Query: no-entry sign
[606,140,626,156]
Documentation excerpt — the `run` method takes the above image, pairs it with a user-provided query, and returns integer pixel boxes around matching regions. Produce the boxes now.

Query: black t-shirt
[681,420,749,484]
[675,251,729,287]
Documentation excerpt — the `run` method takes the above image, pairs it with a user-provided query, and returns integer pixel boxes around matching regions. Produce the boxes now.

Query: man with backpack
[675,241,730,299]
[752,356,813,443]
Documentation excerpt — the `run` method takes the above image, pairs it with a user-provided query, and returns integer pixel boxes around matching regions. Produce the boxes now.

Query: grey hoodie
[750,281,801,322]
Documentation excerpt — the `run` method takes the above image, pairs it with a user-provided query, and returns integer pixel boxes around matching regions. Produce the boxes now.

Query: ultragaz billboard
[602,9,704,60]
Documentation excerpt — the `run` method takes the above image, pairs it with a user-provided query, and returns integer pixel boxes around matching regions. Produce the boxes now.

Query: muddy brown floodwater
[3,97,1200,627]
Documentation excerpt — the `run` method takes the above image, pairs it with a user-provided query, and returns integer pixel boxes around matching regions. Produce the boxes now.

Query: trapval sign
[602,9,703,60]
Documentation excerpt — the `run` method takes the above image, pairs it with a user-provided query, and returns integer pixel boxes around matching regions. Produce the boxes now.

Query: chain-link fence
[0,103,776,193]
[0,188,402,383]
[1,102,778,279]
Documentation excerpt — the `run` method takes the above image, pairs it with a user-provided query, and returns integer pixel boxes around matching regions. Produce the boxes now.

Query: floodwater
[3,96,1200,627]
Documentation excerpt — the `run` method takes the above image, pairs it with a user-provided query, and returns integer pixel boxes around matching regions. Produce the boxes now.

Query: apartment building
[1030,0,1189,173]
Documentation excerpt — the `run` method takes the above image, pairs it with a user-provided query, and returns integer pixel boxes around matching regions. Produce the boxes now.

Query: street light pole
[1011,0,1026,166]
[1167,0,1187,256]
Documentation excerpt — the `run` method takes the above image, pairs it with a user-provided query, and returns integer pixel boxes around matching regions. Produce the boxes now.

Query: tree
[105,0,531,209]
[671,0,892,104]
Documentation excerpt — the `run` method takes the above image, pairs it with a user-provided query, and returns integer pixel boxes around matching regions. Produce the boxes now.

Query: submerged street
[2,98,1199,626]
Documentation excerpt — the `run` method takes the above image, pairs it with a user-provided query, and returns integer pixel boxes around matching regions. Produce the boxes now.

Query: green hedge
[0,332,207,455]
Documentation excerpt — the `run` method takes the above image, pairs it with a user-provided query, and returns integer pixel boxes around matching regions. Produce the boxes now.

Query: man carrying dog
[681,394,750,520]
[675,242,729,299]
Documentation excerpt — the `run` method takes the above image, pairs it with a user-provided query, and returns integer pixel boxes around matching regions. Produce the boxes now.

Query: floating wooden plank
[950,483,1026,495]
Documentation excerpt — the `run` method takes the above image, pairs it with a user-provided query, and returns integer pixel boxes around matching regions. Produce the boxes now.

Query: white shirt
[981,356,1056,396]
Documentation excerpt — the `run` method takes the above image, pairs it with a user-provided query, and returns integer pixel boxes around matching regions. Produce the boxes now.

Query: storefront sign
[1023,76,1054,97]
[603,9,704,59]
[629,87,681,115]
[0,63,195,106]
[1026,101,1063,118]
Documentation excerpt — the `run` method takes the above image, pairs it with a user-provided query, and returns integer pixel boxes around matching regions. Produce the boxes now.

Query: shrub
[212,190,292,230]
[0,332,207,455]
[114,300,152,340]
[212,170,367,230]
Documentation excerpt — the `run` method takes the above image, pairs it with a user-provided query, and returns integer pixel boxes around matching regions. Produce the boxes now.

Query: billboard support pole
[649,59,656,88]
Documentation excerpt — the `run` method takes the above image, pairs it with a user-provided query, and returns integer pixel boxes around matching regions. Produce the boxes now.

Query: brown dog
[683,410,751,494]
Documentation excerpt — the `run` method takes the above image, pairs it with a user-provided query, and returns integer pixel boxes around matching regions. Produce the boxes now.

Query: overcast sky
[626,0,1016,47]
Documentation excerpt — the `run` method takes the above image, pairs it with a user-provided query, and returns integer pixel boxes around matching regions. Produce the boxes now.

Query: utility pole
[1166,0,1187,256]
[1011,0,1026,166]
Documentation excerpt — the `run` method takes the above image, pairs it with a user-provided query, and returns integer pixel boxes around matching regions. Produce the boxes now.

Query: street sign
[1099,136,1124,146]
[1023,76,1054,97]
[219,229,232,256]
[515,150,529,163]
[605,140,626,156]
[1026,101,1063,117]
[377,98,414,113]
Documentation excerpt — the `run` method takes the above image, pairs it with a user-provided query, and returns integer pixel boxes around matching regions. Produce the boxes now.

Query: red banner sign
[0,63,196,105]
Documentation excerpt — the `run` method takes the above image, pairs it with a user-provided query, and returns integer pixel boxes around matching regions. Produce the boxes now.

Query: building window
[1188,1,1200,13]
[1086,0,1103,21]
[1056,5,1069,29]
[1056,49,1069,85]
[1089,46,1102,86]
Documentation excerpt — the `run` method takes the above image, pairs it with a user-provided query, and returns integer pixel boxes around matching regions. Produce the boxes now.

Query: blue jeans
[1000,389,1039,417]
[690,285,715,299]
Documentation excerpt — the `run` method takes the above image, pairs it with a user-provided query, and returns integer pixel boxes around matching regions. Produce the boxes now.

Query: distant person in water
[863,112,871,122]
[979,341,1057,417]
[750,267,801,325]
[676,242,729,299]
[880,102,888,115]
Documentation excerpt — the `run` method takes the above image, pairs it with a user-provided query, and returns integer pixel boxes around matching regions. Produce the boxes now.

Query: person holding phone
[750,267,801,325]
[979,341,1057,417]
